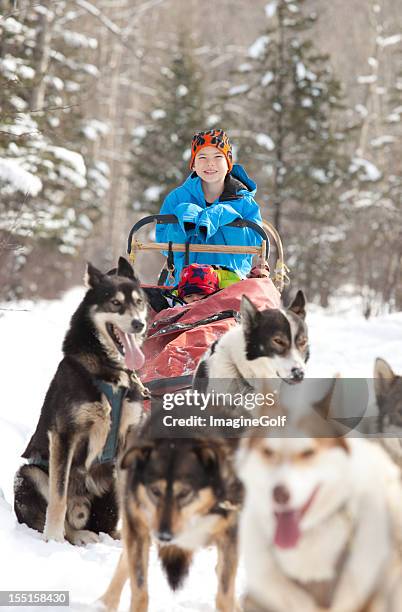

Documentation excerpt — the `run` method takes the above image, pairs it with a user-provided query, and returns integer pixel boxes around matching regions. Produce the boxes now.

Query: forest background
[0,0,401,313]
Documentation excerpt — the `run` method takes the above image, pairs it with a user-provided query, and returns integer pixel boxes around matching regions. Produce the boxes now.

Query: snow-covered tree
[0,1,109,297]
[341,3,402,312]
[129,30,206,212]
[225,0,353,302]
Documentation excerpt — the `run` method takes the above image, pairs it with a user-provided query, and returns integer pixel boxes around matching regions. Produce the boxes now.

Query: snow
[144,185,164,202]
[248,35,270,59]
[301,97,313,108]
[349,157,382,182]
[62,31,98,49]
[370,135,395,148]
[18,64,35,80]
[81,119,109,141]
[132,125,147,139]
[206,114,221,127]
[9,95,27,111]
[265,1,277,18]
[2,17,23,34]
[176,85,188,97]
[377,34,402,48]
[296,62,307,81]
[50,147,86,176]
[151,109,166,120]
[44,75,64,91]
[0,158,43,196]
[357,74,377,85]
[82,63,99,77]
[1,290,402,609]
[310,168,329,183]
[255,133,275,151]
[228,84,249,96]
[261,70,274,86]
[355,104,368,117]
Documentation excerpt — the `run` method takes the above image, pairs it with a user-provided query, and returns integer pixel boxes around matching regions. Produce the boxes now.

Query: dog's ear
[117,257,137,280]
[84,262,104,289]
[106,267,117,276]
[374,358,396,400]
[288,290,306,320]
[313,377,337,421]
[194,443,220,473]
[120,441,154,470]
[240,295,260,329]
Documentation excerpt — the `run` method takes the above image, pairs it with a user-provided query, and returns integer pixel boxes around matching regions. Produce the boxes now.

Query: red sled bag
[140,277,280,385]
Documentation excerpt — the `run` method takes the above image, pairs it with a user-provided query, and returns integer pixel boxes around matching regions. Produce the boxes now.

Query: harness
[27,374,150,469]
[93,380,126,463]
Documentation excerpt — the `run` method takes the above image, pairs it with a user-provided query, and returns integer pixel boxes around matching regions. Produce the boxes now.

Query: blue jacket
[155,164,263,284]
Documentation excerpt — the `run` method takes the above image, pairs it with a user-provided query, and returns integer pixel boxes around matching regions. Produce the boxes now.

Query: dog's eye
[298,337,308,349]
[272,337,287,348]
[176,487,193,503]
[300,448,315,460]
[111,299,121,307]
[262,447,275,459]
[148,485,162,499]
[135,298,144,307]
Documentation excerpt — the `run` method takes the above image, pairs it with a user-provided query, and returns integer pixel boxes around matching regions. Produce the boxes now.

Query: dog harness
[27,380,130,469]
[93,380,126,464]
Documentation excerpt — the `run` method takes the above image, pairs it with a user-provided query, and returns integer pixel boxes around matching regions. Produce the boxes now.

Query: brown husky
[99,405,243,612]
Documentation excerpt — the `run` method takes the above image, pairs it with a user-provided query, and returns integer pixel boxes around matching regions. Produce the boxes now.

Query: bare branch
[73,0,123,37]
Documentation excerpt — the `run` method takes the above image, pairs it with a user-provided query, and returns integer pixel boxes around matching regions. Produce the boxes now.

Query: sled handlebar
[127,214,270,260]
[127,214,289,292]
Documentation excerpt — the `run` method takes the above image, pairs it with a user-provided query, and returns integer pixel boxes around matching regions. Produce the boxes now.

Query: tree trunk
[30,1,53,110]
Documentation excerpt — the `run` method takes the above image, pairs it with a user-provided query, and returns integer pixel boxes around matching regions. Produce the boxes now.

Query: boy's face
[193,146,228,184]
[183,293,203,303]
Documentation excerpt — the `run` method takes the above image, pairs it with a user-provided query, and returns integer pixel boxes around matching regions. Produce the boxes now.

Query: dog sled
[127,215,289,394]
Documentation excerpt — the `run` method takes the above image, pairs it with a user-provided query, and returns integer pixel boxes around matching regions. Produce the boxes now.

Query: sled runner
[127,215,288,393]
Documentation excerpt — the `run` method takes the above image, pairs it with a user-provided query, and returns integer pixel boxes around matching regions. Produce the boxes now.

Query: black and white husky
[14,257,148,545]
[193,290,309,393]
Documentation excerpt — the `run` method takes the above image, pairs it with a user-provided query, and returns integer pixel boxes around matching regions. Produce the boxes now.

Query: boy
[156,129,265,284]
[177,263,220,304]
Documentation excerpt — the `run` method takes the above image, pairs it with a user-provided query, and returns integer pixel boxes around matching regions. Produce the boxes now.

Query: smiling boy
[155,129,264,284]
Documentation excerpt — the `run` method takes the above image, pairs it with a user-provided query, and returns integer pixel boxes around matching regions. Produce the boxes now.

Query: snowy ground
[0,289,401,611]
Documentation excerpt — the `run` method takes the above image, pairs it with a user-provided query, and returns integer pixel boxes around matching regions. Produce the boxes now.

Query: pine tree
[129,30,206,212]
[0,1,109,297]
[226,0,353,301]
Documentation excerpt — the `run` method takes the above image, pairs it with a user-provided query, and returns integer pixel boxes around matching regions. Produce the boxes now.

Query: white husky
[237,382,402,612]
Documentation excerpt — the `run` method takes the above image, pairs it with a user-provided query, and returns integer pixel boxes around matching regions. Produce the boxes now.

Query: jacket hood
[183,163,257,202]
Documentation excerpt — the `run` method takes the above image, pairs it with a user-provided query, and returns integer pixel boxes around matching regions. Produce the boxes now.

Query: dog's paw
[67,529,100,546]
[43,526,65,543]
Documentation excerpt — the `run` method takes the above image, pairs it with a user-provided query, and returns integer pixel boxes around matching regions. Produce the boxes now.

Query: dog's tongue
[274,511,301,549]
[117,329,145,371]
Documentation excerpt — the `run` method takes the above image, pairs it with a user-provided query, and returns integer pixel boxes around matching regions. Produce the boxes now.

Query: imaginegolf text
[162,414,287,429]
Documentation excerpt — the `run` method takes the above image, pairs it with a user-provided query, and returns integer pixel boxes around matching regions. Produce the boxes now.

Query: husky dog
[374,357,402,468]
[237,383,402,612]
[374,358,402,432]
[99,405,243,612]
[193,290,309,394]
[14,257,148,545]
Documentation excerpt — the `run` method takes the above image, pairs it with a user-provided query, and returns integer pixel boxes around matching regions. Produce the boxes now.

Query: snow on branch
[0,158,43,196]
